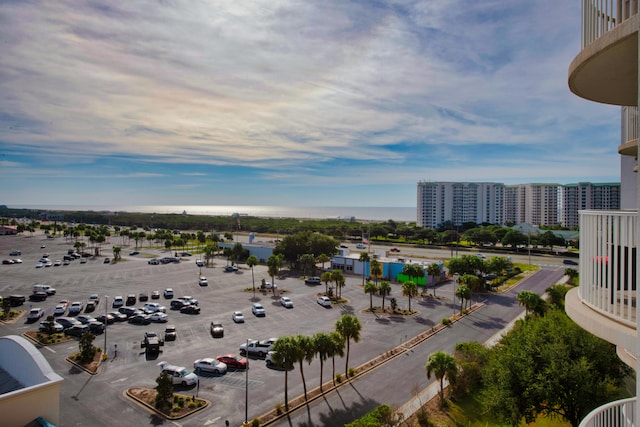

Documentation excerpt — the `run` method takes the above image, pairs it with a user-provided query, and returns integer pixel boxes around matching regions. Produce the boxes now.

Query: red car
[216,354,247,370]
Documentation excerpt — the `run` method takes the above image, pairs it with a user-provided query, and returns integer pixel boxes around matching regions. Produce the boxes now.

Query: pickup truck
[141,332,164,354]
[239,340,273,357]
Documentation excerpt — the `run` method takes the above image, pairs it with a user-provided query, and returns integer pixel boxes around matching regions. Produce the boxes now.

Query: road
[0,232,566,427]
[270,268,565,427]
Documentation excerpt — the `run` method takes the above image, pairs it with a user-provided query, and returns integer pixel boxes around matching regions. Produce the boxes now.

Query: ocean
[13,205,417,222]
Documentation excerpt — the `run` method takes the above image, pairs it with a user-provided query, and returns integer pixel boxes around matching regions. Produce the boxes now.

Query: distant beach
[11,205,417,222]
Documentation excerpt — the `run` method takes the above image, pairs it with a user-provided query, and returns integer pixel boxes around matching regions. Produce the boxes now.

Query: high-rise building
[566,2,639,425]
[416,181,504,228]
[562,182,621,228]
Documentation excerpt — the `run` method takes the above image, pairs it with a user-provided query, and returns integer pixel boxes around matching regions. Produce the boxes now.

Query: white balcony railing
[622,106,638,146]
[579,211,637,327]
[579,397,636,427]
[582,0,640,48]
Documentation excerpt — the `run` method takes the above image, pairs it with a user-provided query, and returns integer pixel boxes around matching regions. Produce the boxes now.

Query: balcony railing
[579,396,636,427]
[622,106,638,146]
[582,0,640,48]
[579,210,637,327]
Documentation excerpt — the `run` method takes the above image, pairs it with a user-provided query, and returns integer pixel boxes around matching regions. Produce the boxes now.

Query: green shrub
[335,373,343,383]
[441,318,451,326]
[251,418,260,427]
[188,401,196,409]
[348,367,356,378]
[274,403,283,415]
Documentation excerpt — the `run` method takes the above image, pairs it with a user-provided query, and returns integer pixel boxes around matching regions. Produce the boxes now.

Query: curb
[124,387,210,420]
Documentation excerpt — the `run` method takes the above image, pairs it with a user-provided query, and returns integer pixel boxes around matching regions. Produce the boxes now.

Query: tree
[331,270,345,300]
[43,315,56,336]
[317,253,330,271]
[204,244,216,267]
[359,252,370,286]
[364,280,377,311]
[546,284,570,310]
[154,372,174,413]
[313,332,334,392]
[482,309,630,427]
[426,351,457,407]
[294,335,315,401]
[517,290,546,316]
[458,273,481,304]
[426,263,441,296]
[78,331,97,363]
[300,253,316,275]
[401,281,418,312]
[321,271,333,296]
[369,259,382,284]
[267,254,283,296]
[564,267,578,285]
[112,246,121,260]
[455,283,471,315]
[378,280,391,312]
[401,263,424,286]
[246,255,258,298]
[335,314,361,378]
[270,336,298,411]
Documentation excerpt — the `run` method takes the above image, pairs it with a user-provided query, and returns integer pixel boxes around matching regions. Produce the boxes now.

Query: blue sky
[0,1,621,208]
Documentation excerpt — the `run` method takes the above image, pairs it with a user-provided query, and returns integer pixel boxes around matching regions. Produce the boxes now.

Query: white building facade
[562,182,621,228]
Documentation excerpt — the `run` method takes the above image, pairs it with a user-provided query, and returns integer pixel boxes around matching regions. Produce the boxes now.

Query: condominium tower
[562,182,621,228]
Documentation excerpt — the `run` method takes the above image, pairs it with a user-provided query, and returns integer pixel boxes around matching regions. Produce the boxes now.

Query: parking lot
[0,232,460,426]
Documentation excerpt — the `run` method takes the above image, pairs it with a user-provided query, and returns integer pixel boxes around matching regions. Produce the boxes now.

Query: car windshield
[179,368,190,377]
[146,332,157,338]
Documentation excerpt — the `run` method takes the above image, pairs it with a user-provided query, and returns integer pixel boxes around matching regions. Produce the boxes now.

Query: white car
[53,260,62,266]
[112,296,124,308]
[150,312,169,323]
[317,296,332,307]
[38,258,50,263]
[144,303,167,313]
[164,288,174,299]
[39,321,63,332]
[195,259,204,267]
[68,301,84,315]
[27,308,44,321]
[11,258,22,264]
[263,282,276,289]
[53,304,67,316]
[252,303,266,317]
[232,311,245,323]
[193,358,227,374]
[158,362,198,386]
[280,296,293,308]
[80,257,87,264]
[198,276,208,286]
[35,262,44,268]
[356,243,367,249]
[89,294,100,305]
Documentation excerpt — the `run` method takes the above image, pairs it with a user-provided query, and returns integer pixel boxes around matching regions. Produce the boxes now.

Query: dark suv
[8,295,26,306]
[170,300,190,310]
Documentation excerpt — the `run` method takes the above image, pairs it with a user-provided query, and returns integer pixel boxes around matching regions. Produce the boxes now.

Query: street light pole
[104,296,108,358]
[528,234,531,265]
[452,274,458,316]
[245,338,249,425]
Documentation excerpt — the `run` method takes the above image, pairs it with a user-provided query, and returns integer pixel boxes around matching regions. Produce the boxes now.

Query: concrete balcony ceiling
[568,14,640,106]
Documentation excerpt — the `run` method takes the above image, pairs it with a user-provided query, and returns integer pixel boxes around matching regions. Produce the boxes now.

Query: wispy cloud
[0,0,621,207]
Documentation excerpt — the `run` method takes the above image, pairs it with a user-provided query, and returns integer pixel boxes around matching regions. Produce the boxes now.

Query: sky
[0,0,622,208]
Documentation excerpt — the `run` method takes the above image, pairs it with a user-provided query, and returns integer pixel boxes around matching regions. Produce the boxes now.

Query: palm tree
[517,290,545,315]
[378,280,391,312]
[313,332,333,392]
[455,284,471,315]
[329,331,345,385]
[426,263,441,296]
[458,274,479,309]
[359,251,370,286]
[402,263,425,286]
[294,335,315,401]
[331,270,345,300]
[267,254,283,296]
[300,253,315,275]
[364,281,377,311]
[246,255,258,298]
[270,336,297,411]
[321,271,333,296]
[425,351,457,407]
[401,281,419,312]
[335,314,361,378]
[369,259,382,284]
[112,246,121,260]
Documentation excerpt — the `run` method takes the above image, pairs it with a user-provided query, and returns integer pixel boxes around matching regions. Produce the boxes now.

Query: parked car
[151,290,160,299]
[252,303,266,317]
[76,315,98,325]
[128,314,151,325]
[53,260,62,266]
[164,325,177,341]
[224,265,238,272]
[195,259,204,267]
[27,308,45,321]
[216,354,247,370]
[179,296,198,306]
[56,317,82,330]
[8,295,26,306]
[9,250,21,256]
[148,259,160,265]
[180,305,200,315]
[317,296,332,307]
[149,312,169,323]
[356,243,367,249]
[139,292,149,302]
[170,300,190,310]
[63,259,70,265]
[232,311,245,323]
[80,257,87,264]
[159,362,198,386]
[84,301,96,313]
[144,302,166,313]
[193,358,227,374]
[263,282,276,289]
[164,288,174,299]
[103,257,110,264]
[126,294,136,305]
[108,311,128,322]
[3,259,15,265]
[280,296,293,308]
[119,307,142,317]
[304,276,321,285]
[198,276,208,286]
[29,291,48,302]
[563,259,579,265]
[65,324,90,337]
[96,313,115,324]
[68,301,84,315]
[88,321,105,334]
[112,296,124,308]
[130,251,139,256]
[39,320,64,333]
[210,322,224,338]
[181,252,192,257]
